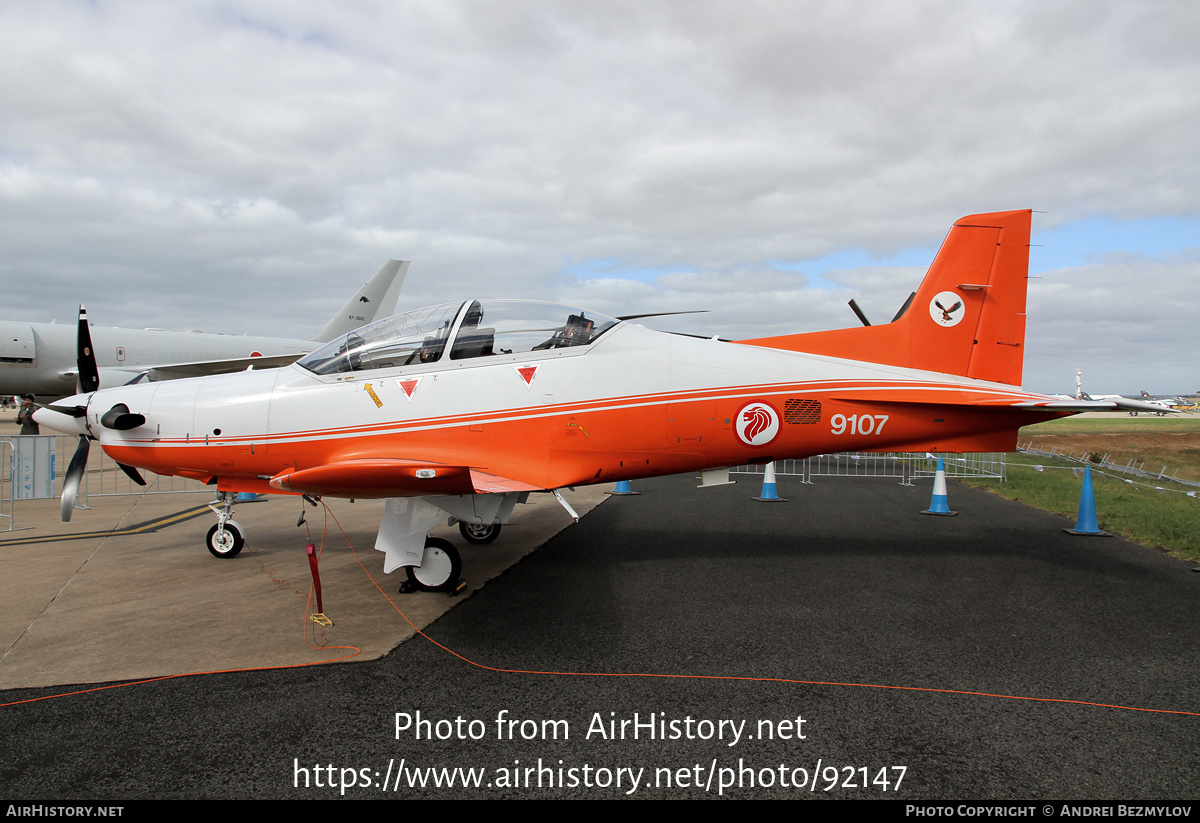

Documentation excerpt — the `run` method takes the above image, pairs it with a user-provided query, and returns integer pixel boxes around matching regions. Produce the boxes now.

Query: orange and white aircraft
[36,210,1117,591]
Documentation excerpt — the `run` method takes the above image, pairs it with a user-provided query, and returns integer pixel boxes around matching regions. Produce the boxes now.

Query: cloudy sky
[1,1,1196,394]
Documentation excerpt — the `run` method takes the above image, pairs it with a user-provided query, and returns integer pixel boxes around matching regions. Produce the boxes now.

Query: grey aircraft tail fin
[310,260,409,343]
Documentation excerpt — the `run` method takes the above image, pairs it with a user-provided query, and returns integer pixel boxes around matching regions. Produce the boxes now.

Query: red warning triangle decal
[514,364,539,387]
[395,377,421,402]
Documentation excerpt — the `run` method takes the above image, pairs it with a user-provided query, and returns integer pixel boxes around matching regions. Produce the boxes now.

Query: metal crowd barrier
[731,452,1006,486]
[0,439,12,531]
[1016,442,1198,489]
[3,434,207,529]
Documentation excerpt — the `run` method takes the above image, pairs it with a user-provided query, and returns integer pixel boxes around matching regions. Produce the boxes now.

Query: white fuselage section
[61,321,1051,495]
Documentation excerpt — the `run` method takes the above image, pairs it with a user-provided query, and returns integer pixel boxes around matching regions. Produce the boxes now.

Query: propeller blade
[61,435,90,522]
[77,306,100,394]
[100,403,146,431]
[44,403,87,418]
[116,462,147,486]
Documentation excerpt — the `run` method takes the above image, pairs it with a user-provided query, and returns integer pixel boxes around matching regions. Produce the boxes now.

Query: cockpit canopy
[297,300,620,376]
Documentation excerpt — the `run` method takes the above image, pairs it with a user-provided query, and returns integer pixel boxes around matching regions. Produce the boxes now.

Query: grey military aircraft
[0,261,407,399]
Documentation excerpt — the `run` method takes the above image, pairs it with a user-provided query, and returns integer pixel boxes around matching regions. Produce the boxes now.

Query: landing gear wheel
[207,520,245,558]
[405,537,462,593]
[459,521,502,544]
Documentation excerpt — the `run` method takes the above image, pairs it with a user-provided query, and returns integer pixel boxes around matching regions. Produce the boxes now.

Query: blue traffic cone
[753,461,787,502]
[609,479,640,496]
[921,457,958,516]
[1064,466,1110,536]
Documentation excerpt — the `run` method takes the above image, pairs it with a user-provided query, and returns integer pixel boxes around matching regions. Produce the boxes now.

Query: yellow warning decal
[365,384,383,408]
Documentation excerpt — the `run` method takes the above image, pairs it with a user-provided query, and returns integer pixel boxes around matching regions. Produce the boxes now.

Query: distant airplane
[1134,391,1180,415]
[1066,370,1172,415]
[0,261,407,398]
[37,210,1165,594]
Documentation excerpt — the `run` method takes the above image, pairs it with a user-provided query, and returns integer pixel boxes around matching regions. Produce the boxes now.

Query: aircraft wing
[268,459,544,497]
[144,352,307,380]
[118,262,412,380]
[57,354,307,386]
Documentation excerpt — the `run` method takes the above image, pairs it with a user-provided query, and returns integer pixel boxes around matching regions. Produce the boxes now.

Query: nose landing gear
[206,492,245,558]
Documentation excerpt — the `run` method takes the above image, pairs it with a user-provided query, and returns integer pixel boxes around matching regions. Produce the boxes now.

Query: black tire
[207,521,244,558]
[405,537,462,592]
[459,521,501,544]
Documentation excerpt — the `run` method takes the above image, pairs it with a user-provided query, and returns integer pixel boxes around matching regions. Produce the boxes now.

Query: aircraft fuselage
[57,321,1059,496]
[0,320,313,397]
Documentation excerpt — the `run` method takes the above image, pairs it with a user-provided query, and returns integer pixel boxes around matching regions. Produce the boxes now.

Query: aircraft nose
[33,394,90,436]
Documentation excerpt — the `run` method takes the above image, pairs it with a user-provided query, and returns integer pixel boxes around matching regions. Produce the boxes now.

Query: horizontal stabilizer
[1016,397,1178,414]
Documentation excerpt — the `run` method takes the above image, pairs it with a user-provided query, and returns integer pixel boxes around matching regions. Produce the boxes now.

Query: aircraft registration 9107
[35,210,1131,592]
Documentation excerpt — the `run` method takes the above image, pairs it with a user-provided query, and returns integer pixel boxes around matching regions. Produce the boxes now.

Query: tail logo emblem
[929,291,965,327]
[734,401,780,447]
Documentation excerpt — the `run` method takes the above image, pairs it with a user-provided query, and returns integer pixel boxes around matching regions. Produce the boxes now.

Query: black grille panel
[784,398,822,424]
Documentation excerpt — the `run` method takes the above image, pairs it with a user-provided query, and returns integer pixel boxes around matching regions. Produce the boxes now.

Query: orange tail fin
[739,209,1032,386]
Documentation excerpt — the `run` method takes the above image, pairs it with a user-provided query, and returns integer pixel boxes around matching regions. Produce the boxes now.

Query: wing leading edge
[268,458,543,497]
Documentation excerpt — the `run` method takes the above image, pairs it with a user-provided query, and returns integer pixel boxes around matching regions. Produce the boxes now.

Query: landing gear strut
[206,491,245,558]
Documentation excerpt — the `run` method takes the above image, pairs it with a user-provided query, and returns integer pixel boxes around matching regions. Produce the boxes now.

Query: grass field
[1019,414,1200,435]
[961,414,1200,563]
[1017,413,1200,482]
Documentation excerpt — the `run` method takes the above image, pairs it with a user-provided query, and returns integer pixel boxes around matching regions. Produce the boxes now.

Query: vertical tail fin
[739,210,1031,385]
[310,260,410,343]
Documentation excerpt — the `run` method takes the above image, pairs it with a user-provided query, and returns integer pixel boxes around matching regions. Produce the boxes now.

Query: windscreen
[297,302,463,375]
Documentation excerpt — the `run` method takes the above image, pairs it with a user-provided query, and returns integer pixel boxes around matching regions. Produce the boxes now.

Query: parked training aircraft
[37,211,1132,592]
[0,261,407,398]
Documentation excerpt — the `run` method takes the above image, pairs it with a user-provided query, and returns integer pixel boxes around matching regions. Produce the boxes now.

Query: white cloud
[1024,252,1200,394]
[0,0,1196,389]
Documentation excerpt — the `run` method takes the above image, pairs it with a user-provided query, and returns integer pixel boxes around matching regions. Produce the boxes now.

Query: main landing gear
[397,523,499,595]
[400,537,463,594]
[458,521,502,544]
[206,491,245,558]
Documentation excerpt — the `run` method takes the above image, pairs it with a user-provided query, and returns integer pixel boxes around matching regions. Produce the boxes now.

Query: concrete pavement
[0,440,611,690]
